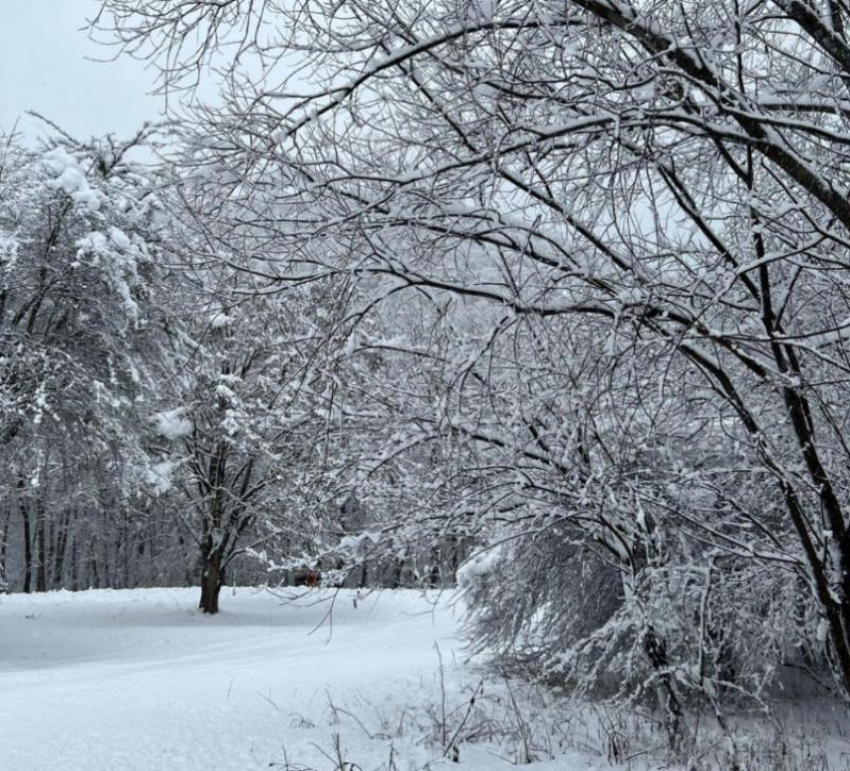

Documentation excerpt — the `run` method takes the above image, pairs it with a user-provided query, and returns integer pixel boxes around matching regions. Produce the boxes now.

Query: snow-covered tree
[144,154,353,612]
[0,127,171,592]
[96,0,850,729]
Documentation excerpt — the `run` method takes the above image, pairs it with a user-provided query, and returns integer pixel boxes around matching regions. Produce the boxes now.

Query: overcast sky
[0,0,163,141]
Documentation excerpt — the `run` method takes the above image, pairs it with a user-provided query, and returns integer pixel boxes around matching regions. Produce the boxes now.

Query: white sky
[0,0,164,141]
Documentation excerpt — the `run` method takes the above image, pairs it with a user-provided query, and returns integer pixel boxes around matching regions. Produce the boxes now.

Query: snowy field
[3,588,848,771]
[0,588,603,771]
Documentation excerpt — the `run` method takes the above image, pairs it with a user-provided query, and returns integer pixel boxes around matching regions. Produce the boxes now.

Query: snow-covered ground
[0,587,601,771]
[3,588,847,771]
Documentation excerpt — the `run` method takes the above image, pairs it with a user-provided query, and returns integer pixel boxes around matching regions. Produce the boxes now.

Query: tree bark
[87,542,101,589]
[52,508,70,589]
[643,626,688,754]
[0,507,10,589]
[199,550,224,614]
[21,503,33,594]
[35,500,47,593]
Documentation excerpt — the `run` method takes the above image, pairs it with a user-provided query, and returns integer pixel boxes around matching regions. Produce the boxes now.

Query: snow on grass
[4,588,844,771]
[0,587,605,771]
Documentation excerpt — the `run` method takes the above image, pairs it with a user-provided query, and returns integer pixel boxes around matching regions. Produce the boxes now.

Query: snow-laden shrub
[460,506,822,713]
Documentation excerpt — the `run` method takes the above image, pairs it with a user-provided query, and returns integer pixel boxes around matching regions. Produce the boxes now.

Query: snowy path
[0,588,470,771]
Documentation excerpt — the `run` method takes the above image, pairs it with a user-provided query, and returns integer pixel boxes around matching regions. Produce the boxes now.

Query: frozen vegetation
[6,0,850,768]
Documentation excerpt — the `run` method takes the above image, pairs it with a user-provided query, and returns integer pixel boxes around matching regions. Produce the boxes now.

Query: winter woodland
[4,0,850,767]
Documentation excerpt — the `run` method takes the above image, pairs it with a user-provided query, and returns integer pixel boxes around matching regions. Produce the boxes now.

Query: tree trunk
[0,507,10,589]
[21,503,33,594]
[87,542,100,589]
[199,551,224,614]
[52,508,70,589]
[643,626,688,755]
[36,500,47,593]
